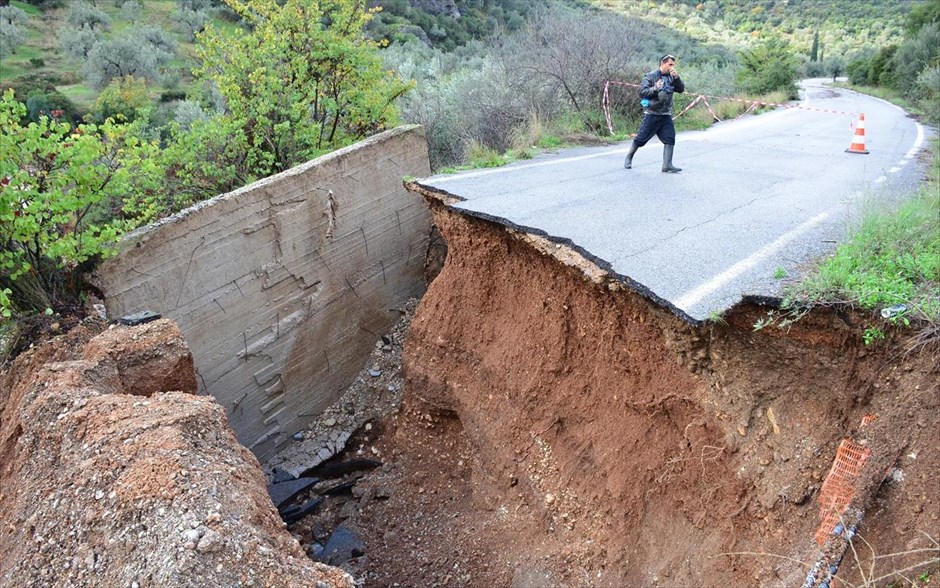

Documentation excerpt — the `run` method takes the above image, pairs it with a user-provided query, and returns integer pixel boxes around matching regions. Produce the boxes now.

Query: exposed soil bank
[400,193,939,587]
[0,319,352,588]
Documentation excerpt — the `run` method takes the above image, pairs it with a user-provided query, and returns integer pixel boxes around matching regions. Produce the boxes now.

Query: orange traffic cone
[846,113,870,154]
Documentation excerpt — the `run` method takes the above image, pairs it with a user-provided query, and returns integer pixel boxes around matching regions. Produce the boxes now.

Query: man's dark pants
[633,113,676,146]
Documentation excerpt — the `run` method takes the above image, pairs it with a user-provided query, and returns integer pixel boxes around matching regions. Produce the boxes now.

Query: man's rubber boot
[624,142,640,169]
[662,144,682,173]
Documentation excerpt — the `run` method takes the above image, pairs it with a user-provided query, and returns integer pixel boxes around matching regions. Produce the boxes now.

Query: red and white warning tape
[602,80,859,135]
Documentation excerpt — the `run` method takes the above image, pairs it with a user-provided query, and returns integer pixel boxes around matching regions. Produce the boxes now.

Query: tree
[120,1,142,22]
[0,5,27,57]
[66,2,110,31]
[890,23,940,95]
[59,26,100,61]
[193,0,412,176]
[825,56,845,81]
[736,38,799,97]
[83,29,175,89]
[0,90,163,317]
[497,5,648,131]
[810,29,819,61]
[172,7,208,41]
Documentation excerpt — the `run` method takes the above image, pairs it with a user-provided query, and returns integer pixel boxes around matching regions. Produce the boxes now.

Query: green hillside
[591,0,925,59]
[0,0,238,116]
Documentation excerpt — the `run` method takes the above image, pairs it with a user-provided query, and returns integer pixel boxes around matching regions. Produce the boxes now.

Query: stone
[368,369,382,378]
[196,530,224,554]
[182,529,201,543]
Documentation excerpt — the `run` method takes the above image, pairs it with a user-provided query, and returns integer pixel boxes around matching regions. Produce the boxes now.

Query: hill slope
[590,0,925,57]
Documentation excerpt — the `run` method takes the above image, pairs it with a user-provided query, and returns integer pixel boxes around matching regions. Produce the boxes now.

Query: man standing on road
[624,54,685,173]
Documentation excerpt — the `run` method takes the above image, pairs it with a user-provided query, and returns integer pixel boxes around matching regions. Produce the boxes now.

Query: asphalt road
[416,79,933,322]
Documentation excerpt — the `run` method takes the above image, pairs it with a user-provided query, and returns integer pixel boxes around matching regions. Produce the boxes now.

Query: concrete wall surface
[93,125,432,461]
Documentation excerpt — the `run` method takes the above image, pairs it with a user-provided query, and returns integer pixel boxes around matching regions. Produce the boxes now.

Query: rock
[267,477,320,509]
[368,369,382,378]
[324,418,337,427]
[293,432,305,441]
[196,530,224,554]
[319,525,365,565]
[309,543,324,559]
[182,529,201,543]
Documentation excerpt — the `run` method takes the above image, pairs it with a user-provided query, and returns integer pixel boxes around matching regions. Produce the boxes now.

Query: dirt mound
[394,199,939,587]
[0,319,353,588]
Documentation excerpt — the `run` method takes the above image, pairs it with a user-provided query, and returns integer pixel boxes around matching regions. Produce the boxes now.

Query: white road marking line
[674,212,831,312]
[874,176,887,183]
[427,150,622,183]
[889,167,901,173]
[906,122,926,158]
[897,160,909,167]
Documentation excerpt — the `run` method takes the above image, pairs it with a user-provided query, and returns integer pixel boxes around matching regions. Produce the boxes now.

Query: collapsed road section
[394,181,939,587]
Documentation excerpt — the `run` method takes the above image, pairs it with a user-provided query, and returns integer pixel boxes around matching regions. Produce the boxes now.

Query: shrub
[0,90,164,318]
[194,0,412,176]
[890,23,940,96]
[736,38,799,97]
[93,75,152,123]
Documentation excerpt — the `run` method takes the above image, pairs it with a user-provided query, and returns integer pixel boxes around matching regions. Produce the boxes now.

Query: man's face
[660,59,676,74]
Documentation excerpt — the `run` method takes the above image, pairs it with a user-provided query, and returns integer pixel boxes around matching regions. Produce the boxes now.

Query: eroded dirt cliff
[0,319,353,588]
[397,194,939,587]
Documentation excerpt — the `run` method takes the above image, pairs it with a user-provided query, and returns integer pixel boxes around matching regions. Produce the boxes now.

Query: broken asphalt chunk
[319,524,365,565]
[303,458,382,480]
[118,310,161,326]
[319,479,357,496]
[270,466,295,484]
[280,497,324,524]
[266,477,319,509]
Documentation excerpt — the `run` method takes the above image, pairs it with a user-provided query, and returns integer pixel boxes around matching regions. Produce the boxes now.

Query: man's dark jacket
[638,69,685,115]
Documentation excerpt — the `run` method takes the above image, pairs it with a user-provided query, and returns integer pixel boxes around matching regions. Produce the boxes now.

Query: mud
[391,195,939,587]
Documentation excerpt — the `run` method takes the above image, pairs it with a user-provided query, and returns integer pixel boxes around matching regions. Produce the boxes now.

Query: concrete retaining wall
[93,126,432,461]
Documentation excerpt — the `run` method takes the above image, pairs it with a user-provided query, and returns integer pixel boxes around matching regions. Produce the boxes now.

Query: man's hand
[655,79,664,90]
[669,66,679,77]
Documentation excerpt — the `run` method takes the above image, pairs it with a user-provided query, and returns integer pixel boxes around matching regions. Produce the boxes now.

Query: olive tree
[0,6,28,57]
[83,28,175,89]
[59,26,100,60]
[66,2,110,31]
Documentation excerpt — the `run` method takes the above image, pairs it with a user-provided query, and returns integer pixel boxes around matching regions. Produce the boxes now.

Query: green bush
[92,75,152,124]
[0,90,164,318]
[735,38,799,97]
